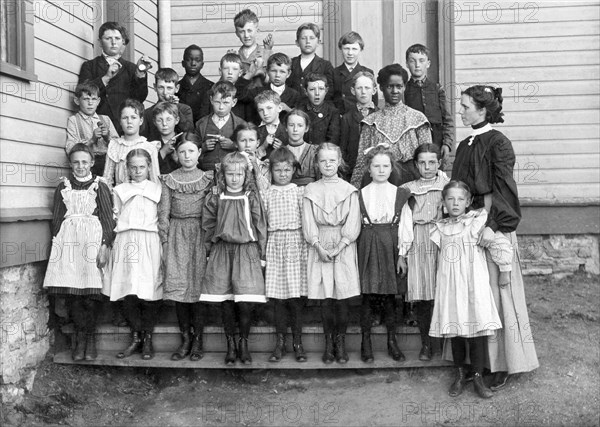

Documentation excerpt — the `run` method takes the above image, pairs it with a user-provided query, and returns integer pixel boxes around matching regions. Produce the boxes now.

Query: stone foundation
[0,262,51,405]
[518,234,600,276]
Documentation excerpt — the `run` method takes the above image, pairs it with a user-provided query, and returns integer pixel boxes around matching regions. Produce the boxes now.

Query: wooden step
[53,350,452,369]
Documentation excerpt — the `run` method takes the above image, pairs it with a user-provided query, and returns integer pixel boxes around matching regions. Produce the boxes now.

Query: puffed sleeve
[302,197,319,246]
[469,209,489,241]
[340,191,361,246]
[50,182,67,237]
[488,134,521,232]
[488,231,514,272]
[254,159,271,192]
[351,124,375,188]
[398,204,414,257]
[103,141,117,188]
[202,191,219,254]
[157,178,171,244]
[416,122,433,146]
[96,180,115,247]
[249,191,268,260]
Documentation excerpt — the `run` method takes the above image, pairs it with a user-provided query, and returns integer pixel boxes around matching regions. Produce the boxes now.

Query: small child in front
[66,82,119,175]
[300,73,340,145]
[201,152,268,365]
[303,143,361,364]
[262,148,309,363]
[177,44,214,123]
[43,143,114,361]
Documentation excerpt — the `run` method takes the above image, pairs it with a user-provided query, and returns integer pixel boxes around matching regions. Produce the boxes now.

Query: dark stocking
[237,302,254,338]
[321,299,335,335]
[469,336,487,374]
[451,336,467,367]
[175,302,191,331]
[360,294,373,332]
[221,300,236,336]
[383,295,397,331]
[334,299,349,334]
[416,300,433,345]
[123,295,142,331]
[191,302,205,335]
[289,298,304,335]
[273,299,287,335]
[141,300,161,332]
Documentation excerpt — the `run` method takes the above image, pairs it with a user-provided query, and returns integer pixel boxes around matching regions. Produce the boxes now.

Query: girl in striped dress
[399,144,449,361]
[43,144,114,361]
[261,148,308,363]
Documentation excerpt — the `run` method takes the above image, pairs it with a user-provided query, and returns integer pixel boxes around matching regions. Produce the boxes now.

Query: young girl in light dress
[303,143,361,364]
[43,143,114,361]
[201,151,268,365]
[262,148,308,363]
[104,149,163,360]
[429,180,513,399]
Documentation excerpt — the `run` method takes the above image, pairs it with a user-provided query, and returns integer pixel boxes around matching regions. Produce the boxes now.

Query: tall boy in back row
[177,44,214,123]
[404,44,454,161]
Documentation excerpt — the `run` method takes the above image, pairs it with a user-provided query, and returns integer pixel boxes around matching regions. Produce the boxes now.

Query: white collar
[74,174,93,182]
[271,84,285,95]
[467,123,493,146]
[260,120,280,128]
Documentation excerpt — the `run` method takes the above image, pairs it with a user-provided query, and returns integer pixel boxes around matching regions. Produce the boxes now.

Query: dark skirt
[357,223,406,295]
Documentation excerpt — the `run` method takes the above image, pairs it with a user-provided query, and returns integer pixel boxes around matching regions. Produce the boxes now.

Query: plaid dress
[261,184,308,299]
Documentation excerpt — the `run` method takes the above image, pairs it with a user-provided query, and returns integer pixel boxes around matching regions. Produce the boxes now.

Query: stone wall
[519,234,600,276]
[0,262,50,405]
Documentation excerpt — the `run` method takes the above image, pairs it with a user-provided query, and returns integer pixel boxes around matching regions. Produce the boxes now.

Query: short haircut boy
[296,22,320,40]
[75,81,100,98]
[406,43,430,60]
[352,70,376,87]
[120,98,144,117]
[155,68,179,84]
[209,81,237,99]
[267,52,292,69]
[220,53,243,69]
[254,90,281,106]
[234,9,259,28]
[98,21,129,44]
[338,31,364,50]
[303,72,328,89]
[152,101,180,121]
[183,44,204,61]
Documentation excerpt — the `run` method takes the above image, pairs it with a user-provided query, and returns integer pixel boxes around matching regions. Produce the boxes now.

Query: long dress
[357,182,412,294]
[452,123,539,374]
[302,179,361,300]
[158,168,213,302]
[43,175,114,295]
[262,184,308,299]
[104,180,163,301]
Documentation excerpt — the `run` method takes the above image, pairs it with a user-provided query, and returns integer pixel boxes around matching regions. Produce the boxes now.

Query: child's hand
[205,138,218,151]
[159,141,173,159]
[263,32,274,50]
[96,244,109,269]
[167,94,180,104]
[477,226,495,248]
[397,256,407,277]
[244,61,259,79]
[105,61,121,79]
[135,55,152,76]
[315,244,333,263]
[219,137,235,150]
[227,48,237,54]
[441,145,450,159]
[92,126,103,142]
[97,121,110,141]
[328,242,346,259]
[499,271,511,288]
[280,102,291,112]
[239,151,254,171]
[271,137,283,150]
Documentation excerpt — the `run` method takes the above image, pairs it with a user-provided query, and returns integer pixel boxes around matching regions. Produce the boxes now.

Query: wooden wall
[453,0,600,204]
[132,0,158,103]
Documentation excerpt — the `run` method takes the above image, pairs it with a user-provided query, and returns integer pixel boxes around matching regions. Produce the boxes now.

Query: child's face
[74,92,100,116]
[267,63,290,87]
[369,154,392,184]
[127,155,150,182]
[176,141,200,170]
[306,80,327,107]
[120,107,143,136]
[382,75,405,106]
[155,79,179,102]
[100,29,124,57]
[154,111,179,136]
[236,129,259,154]
[406,52,431,80]
[272,161,294,186]
[341,42,362,66]
[351,76,376,106]
[70,151,94,178]
[416,152,440,180]
[210,93,236,118]
[459,94,486,127]
[257,100,282,125]
[317,149,340,178]
[182,49,203,77]
[224,164,245,191]
[286,114,308,146]
[296,29,318,55]
[444,187,471,218]
[235,22,258,47]
[220,61,244,83]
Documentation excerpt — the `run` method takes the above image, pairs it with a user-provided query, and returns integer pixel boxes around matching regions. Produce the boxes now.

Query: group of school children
[44,10,538,401]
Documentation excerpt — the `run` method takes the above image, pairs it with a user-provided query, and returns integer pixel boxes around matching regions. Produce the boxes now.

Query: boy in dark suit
[176,44,214,123]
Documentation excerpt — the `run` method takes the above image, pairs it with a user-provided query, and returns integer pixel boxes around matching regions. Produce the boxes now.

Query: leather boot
[473,372,493,399]
[190,333,204,361]
[171,328,192,361]
[448,367,466,397]
[224,334,237,365]
[72,331,86,361]
[238,337,252,364]
[117,331,142,358]
[387,330,405,361]
[490,371,509,391]
[361,331,374,363]
[322,333,335,364]
[334,334,349,364]
[84,333,97,361]
[269,333,286,362]
[142,332,154,360]
[292,334,307,362]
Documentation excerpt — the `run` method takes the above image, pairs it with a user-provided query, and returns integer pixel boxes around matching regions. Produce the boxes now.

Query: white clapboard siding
[134,0,158,105]
[453,1,600,204]
[170,0,324,82]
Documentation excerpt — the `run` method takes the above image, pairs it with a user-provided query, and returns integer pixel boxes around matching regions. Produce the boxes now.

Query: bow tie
[415,80,424,87]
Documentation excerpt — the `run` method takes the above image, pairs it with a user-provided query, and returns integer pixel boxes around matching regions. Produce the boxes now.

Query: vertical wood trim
[439,0,455,134]
[158,0,172,67]
[322,0,347,65]
[382,0,395,65]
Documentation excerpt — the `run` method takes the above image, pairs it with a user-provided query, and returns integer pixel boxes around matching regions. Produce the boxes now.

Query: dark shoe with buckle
[269,333,286,362]
[292,334,307,362]
[361,332,374,363]
[142,332,154,360]
[84,333,97,361]
[322,333,335,364]
[418,344,432,361]
[473,372,493,398]
[238,337,252,364]
[117,331,142,358]
[448,367,466,397]
[171,328,191,361]
[387,331,405,361]
[224,334,237,365]
[490,371,509,391]
[190,333,204,361]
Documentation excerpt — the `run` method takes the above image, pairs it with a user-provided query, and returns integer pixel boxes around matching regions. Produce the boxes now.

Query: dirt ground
[2,272,599,426]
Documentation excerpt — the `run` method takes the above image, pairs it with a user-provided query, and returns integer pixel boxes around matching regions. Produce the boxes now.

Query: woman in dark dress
[452,85,539,391]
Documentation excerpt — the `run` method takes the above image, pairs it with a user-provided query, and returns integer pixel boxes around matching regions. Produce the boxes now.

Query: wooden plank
[0,140,69,165]
[486,110,600,127]
[512,168,600,187]
[0,116,66,148]
[446,80,599,98]
[37,1,94,40]
[34,59,82,95]
[35,19,94,59]
[0,162,68,188]
[519,205,600,234]
[134,0,158,28]
[455,21,599,40]
[456,35,600,55]
[455,123,600,141]
[502,95,600,113]
[454,0,599,10]
[451,4,599,25]
[455,65,599,82]
[172,17,318,34]
[456,50,599,70]
[1,93,73,128]
[0,186,54,209]
[518,183,599,202]
[513,154,600,170]
[0,220,51,268]
[34,38,90,76]
[511,140,599,155]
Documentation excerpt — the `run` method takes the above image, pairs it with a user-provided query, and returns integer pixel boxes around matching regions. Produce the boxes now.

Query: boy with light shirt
[141,68,194,143]
[233,9,274,88]
[177,44,214,122]
[66,81,119,176]
[340,71,379,181]
[404,43,454,162]
[299,73,340,145]
[332,31,379,115]
[195,81,247,171]
[254,90,288,160]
